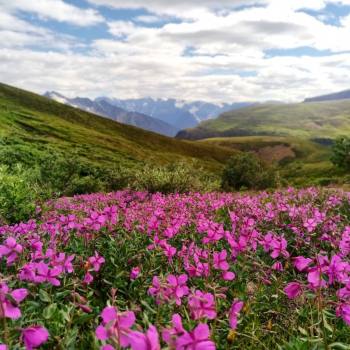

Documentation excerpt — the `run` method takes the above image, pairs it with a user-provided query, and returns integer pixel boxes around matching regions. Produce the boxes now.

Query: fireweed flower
[213,250,230,271]
[88,251,105,272]
[284,282,302,299]
[130,267,141,280]
[83,271,94,285]
[96,306,136,347]
[303,218,318,233]
[270,236,289,259]
[0,237,23,265]
[51,253,75,273]
[176,323,216,350]
[229,299,244,329]
[166,274,189,305]
[22,325,49,350]
[0,344,7,350]
[293,256,313,272]
[0,282,28,319]
[188,290,217,320]
[336,304,350,326]
[149,275,189,305]
[162,314,185,347]
[129,325,161,350]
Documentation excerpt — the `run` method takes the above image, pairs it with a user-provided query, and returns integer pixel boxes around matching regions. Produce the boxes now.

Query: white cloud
[0,0,103,26]
[1,0,350,103]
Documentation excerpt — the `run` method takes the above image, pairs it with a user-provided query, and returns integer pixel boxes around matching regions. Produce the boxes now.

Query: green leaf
[43,303,57,319]
[298,327,308,336]
[329,342,350,350]
[39,289,51,303]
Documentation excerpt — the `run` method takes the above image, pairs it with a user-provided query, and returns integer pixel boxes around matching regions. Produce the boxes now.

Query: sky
[1,0,350,103]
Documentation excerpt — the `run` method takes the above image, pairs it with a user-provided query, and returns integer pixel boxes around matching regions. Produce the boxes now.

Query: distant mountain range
[44,91,255,136]
[1,82,234,173]
[44,92,178,136]
[99,97,254,130]
[304,89,350,103]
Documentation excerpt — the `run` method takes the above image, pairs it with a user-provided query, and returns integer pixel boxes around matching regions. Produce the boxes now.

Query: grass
[198,136,346,186]
[0,82,236,172]
[178,101,350,140]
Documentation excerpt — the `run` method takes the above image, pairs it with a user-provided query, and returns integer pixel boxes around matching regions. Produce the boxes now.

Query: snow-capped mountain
[44,92,178,136]
[44,92,256,136]
[96,97,255,130]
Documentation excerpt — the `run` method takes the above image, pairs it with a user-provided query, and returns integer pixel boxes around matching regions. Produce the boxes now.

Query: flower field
[1,188,350,349]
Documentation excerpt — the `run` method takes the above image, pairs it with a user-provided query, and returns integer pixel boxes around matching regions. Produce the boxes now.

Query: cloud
[87,0,268,18]
[0,0,103,26]
[1,0,350,103]
[0,11,78,50]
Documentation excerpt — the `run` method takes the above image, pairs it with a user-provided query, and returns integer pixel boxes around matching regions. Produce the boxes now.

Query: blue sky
[1,0,350,102]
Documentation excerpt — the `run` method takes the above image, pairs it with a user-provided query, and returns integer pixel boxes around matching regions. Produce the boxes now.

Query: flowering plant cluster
[0,188,350,348]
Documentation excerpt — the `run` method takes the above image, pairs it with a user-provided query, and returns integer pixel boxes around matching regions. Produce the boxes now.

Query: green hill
[176,100,350,140]
[176,100,350,186]
[0,82,235,171]
[197,136,340,185]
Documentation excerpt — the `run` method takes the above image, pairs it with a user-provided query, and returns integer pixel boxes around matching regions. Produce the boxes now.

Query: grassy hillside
[177,100,350,140]
[197,136,343,185]
[0,82,235,171]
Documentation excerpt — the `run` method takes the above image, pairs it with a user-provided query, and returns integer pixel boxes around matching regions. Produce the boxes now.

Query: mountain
[44,92,178,136]
[0,82,235,171]
[176,100,350,140]
[304,89,350,103]
[96,97,255,130]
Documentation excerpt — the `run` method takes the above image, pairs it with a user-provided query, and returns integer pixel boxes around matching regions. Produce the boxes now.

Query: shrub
[130,161,219,193]
[331,136,350,171]
[221,152,277,191]
[0,165,42,224]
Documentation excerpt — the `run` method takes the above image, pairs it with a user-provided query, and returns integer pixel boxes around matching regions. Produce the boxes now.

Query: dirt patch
[256,145,296,163]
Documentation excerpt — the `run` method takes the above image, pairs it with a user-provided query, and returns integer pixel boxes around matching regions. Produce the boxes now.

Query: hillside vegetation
[177,100,350,140]
[197,136,341,185]
[0,82,235,171]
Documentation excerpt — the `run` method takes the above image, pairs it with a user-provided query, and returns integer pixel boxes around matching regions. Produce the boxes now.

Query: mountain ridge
[0,82,235,171]
[304,89,350,103]
[44,92,178,136]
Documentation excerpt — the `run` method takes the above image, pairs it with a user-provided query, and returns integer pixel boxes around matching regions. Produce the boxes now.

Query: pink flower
[307,269,326,289]
[148,275,189,305]
[270,237,289,259]
[229,299,244,329]
[213,250,229,271]
[88,251,105,272]
[327,255,350,285]
[284,282,302,299]
[222,271,236,281]
[303,218,317,232]
[129,325,160,350]
[336,304,350,326]
[102,345,115,350]
[0,237,23,265]
[96,306,135,347]
[52,253,75,273]
[22,326,49,350]
[130,267,141,280]
[188,290,217,320]
[0,345,7,350]
[271,262,283,271]
[83,272,94,285]
[176,323,216,350]
[162,314,185,347]
[0,283,28,319]
[166,274,189,305]
[293,256,312,272]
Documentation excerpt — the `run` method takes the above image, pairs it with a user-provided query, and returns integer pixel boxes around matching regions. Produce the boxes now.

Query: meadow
[1,187,350,349]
